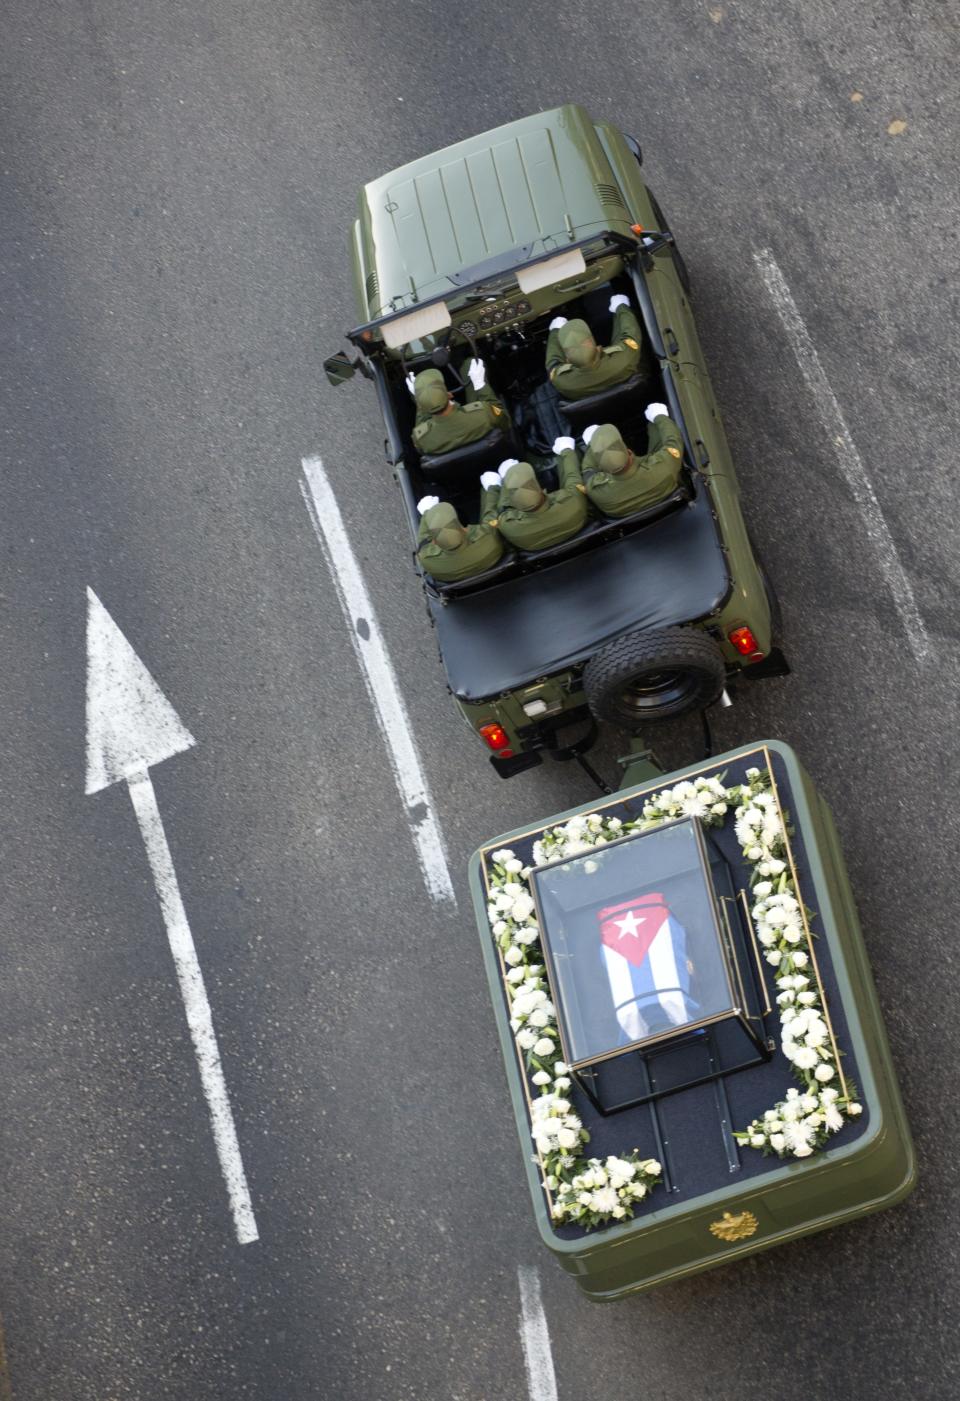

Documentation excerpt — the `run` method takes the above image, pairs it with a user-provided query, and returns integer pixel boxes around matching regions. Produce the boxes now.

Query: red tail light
[479,721,513,756]
[728,625,765,661]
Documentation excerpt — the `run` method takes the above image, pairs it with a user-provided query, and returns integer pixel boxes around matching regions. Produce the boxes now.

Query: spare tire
[583,627,726,727]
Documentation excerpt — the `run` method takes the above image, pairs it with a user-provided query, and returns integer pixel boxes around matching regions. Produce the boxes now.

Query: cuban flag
[597,893,697,1044]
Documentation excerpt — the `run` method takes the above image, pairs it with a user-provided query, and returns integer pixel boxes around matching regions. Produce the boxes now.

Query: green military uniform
[417,491,503,582]
[546,309,654,401]
[582,417,685,518]
[412,368,507,456]
[496,459,588,552]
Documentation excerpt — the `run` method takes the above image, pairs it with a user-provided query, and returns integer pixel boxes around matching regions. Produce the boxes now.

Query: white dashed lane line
[753,247,929,666]
[518,1265,559,1401]
[300,455,457,907]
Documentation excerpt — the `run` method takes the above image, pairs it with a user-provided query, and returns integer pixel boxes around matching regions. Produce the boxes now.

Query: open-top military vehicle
[470,739,914,1298]
[326,104,789,778]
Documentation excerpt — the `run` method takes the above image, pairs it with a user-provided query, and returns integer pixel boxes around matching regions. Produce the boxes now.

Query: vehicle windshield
[347,229,641,348]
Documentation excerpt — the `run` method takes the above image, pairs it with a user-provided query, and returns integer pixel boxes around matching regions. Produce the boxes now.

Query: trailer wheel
[583,627,726,727]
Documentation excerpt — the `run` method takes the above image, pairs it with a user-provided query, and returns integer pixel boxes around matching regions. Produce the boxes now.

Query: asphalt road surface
[2,2,959,1398]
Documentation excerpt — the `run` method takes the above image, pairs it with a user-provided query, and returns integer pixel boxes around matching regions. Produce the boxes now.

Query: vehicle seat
[418,426,517,491]
[557,373,647,432]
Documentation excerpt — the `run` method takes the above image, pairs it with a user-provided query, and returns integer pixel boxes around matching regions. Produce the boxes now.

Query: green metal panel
[352,104,636,319]
[468,739,915,1298]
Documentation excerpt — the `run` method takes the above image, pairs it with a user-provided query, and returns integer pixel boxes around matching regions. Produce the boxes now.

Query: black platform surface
[482,747,869,1238]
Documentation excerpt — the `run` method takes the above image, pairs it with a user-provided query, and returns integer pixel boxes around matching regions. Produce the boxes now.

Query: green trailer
[469,740,914,1299]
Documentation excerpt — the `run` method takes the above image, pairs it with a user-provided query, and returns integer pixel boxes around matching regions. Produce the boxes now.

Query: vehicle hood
[352,104,633,320]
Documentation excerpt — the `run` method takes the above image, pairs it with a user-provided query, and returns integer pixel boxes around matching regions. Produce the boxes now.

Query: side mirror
[324,351,358,387]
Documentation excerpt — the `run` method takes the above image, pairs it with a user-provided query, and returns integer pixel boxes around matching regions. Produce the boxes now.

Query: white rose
[847,1102,863,1116]
[511,894,535,921]
[750,1134,765,1148]
[792,1143,814,1158]
[531,1070,552,1087]
[505,858,523,874]
[504,945,523,966]
[553,1075,571,1091]
[769,1133,786,1153]
[792,950,809,968]
[533,1037,556,1057]
[644,1159,661,1176]
[814,1063,835,1082]
[517,1029,537,1050]
[753,880,773,899]
[747,845,765,861]
[745,766,761,779]
[507,967,525,984]
[515,925,539,945]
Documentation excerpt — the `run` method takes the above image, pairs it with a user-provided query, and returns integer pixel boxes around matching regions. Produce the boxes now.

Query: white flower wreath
[485,763,861,1229]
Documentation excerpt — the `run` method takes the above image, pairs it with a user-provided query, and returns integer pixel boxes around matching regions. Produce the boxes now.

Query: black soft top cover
[429,488,730,701]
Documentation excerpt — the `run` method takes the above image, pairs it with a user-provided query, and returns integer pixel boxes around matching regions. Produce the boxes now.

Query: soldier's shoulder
[551,363,573,379]
[412,421,431,442]
[462,402,486,414]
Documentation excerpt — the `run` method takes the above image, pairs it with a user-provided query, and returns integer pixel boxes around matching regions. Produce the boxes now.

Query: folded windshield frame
[346,229,657,350]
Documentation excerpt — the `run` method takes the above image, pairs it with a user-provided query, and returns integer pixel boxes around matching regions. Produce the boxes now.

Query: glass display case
[530,817,773,1114]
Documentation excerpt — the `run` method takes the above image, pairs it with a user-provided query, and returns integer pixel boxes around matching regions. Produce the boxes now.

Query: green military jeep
[326,104,788,777]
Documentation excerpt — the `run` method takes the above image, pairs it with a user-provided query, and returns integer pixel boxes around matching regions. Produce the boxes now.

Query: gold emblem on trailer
[709,1210,759,1242]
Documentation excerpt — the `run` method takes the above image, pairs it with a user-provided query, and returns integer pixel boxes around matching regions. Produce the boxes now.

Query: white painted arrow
[85,587,259,1245]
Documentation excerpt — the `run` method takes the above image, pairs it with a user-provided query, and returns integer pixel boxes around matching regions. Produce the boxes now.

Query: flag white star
[614,910,646,939]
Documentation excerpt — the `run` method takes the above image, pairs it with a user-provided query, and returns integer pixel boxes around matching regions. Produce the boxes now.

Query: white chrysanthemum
[533,1037,556,1057]
[823,1102,844,1132]
[516,1028,537,1050]
[814,1063,835,1082]
[792,1046,819,1069]
[769,1132,786,1153]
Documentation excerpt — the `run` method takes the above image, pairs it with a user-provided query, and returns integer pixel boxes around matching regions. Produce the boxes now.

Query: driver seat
[418,425,517,491]
[558,373,647,432]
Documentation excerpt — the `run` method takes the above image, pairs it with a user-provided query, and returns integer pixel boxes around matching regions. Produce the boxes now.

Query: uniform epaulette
[413,422,428,441]
[462,402,484,413]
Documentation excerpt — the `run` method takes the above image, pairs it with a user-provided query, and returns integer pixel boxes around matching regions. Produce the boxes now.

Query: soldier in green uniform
[545,294,654,401]
[415,476,504,582]
[580,403,685,517]
[495,439,588,551]
[410,357,508,456]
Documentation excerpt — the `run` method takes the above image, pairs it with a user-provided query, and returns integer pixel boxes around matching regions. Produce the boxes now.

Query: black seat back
[558,373,647,431]
[419,426,516,490]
